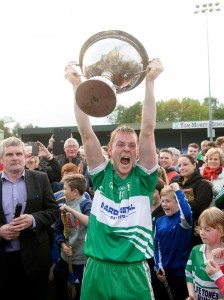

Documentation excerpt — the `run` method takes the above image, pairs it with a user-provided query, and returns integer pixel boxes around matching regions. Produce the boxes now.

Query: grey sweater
[54,196,92,265]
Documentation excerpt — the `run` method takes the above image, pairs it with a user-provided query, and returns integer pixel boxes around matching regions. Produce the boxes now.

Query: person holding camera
[25,141,61,185]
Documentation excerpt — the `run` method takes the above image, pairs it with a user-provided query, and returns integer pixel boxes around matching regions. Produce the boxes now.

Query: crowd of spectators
[0,132,224,299]
[0,57,224,299]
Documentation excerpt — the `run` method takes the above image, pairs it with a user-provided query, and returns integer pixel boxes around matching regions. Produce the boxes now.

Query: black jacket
[178,171,213,249]
[38,157,61,183]
[0,170,59,284]
[178,171,213,222]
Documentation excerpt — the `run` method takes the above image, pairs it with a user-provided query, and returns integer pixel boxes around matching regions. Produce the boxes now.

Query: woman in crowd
[201,147,224,207]
[178,154,213,248]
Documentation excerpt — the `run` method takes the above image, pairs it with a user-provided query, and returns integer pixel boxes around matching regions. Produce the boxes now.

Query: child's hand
[169,182,180,191]
[60,204,70,213]
[157,268,166,282]
[206,259,221,276]
[61,243,73,256]
[211,247,224,258]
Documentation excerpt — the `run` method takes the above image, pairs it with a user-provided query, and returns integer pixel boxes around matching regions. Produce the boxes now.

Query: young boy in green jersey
[65,58,164,300]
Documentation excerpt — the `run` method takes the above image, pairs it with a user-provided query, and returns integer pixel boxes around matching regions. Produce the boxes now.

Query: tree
[0,118,37,139]
[202,97,224,120]
[0,119,13,139]
[107,97,224,124]
[180,98,206,121]
[156,100,167,122]
[156,98,181,122]
[213,102,224,119]
[12,122,23,138]
[107,102,142,124]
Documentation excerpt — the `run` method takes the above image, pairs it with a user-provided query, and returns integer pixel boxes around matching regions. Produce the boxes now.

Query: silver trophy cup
[74,30,149,117]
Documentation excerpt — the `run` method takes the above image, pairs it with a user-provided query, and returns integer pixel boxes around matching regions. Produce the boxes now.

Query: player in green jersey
[65,58,164,300]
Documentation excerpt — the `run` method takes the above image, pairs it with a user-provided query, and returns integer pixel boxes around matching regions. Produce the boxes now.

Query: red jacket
[215,274,224,295]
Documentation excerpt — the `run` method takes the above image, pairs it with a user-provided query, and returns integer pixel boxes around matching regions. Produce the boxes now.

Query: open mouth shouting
[121,156,130,165]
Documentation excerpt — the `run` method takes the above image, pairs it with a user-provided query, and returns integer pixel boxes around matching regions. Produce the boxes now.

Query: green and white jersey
[185,244,224,299]
[84,159,158,263]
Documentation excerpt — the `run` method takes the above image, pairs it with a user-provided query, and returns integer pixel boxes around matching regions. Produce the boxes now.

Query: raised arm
[139,58,163,170]
[64,65,105,170]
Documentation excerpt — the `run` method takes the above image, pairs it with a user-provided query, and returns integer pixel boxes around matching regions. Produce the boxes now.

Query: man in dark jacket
[0,137,59,300]
[51,137,94,197]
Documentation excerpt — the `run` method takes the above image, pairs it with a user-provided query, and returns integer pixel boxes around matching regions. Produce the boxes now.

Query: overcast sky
[0,0,224,129]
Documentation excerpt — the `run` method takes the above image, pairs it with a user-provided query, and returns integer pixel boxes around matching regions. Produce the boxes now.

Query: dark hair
[188,143,199,149]
[201,146,212,157]
[207,141,216,148]
[61,174,87,195]
[159,148,173,157]
[179,154,196,165]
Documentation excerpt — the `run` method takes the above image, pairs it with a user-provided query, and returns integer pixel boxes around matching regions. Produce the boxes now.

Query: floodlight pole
[194,2,221,141]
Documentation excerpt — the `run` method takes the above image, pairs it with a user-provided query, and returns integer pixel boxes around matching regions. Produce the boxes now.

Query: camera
[53,128,71,155]
[27,142,39,156]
